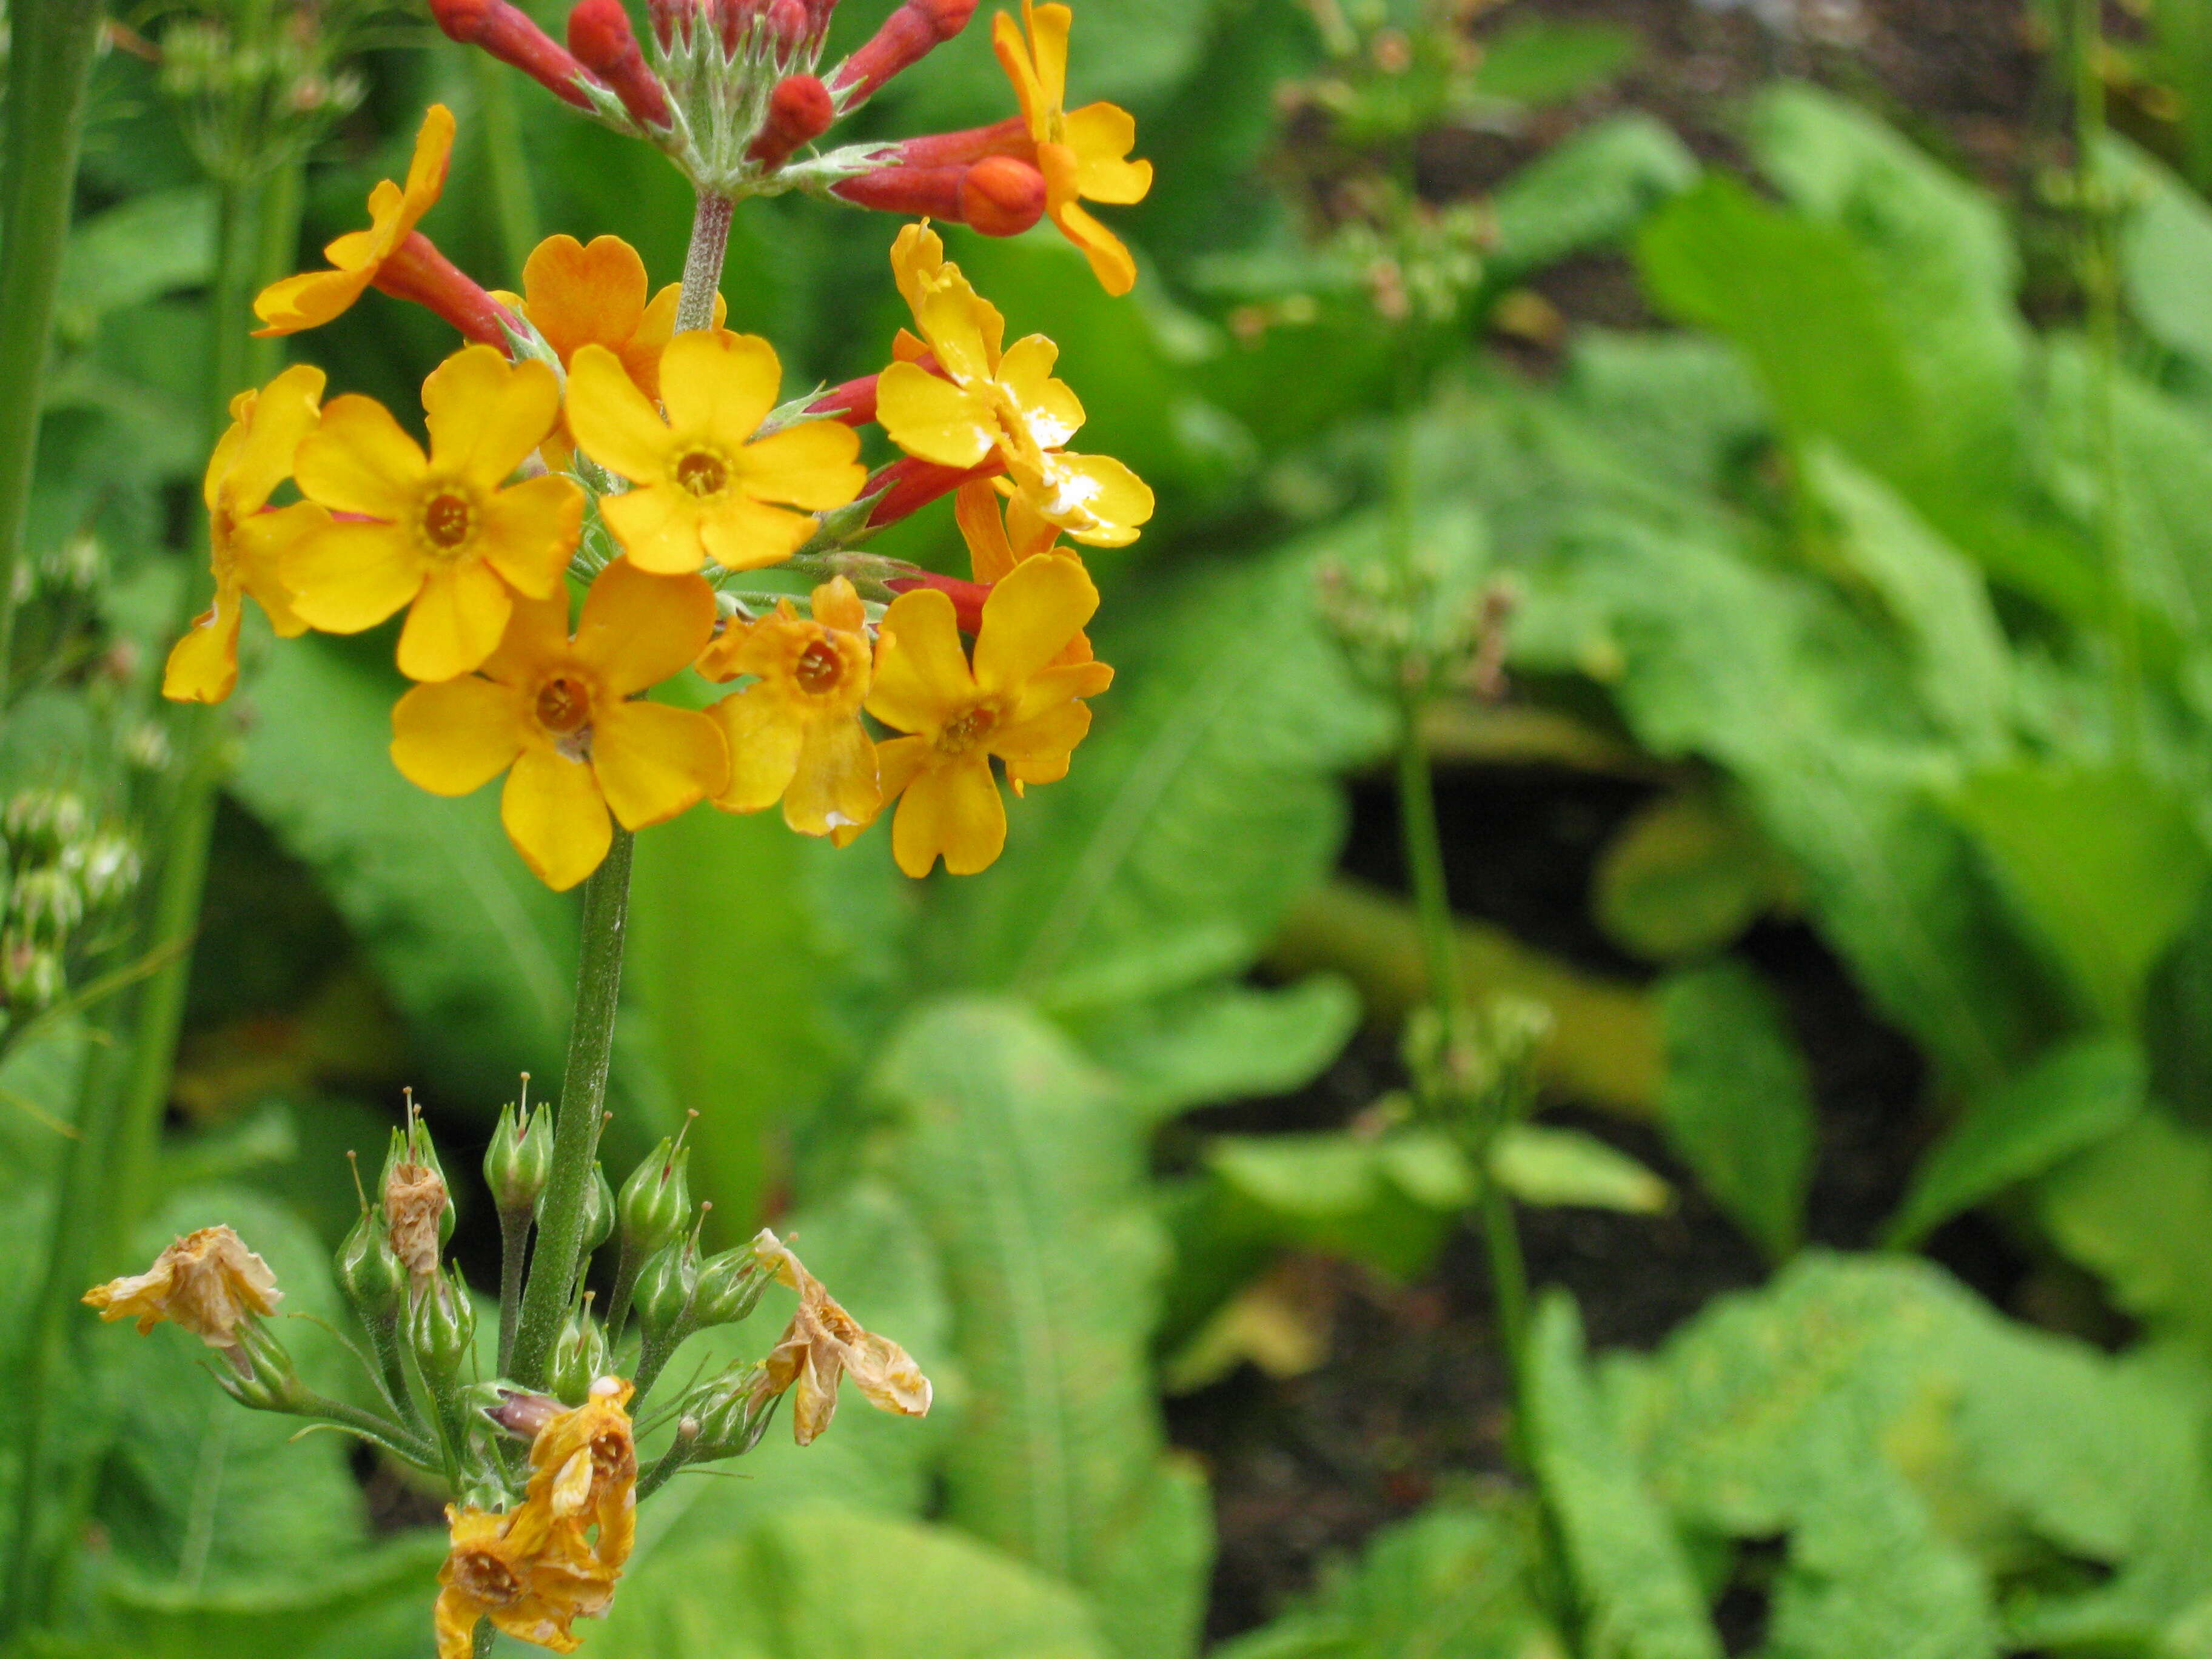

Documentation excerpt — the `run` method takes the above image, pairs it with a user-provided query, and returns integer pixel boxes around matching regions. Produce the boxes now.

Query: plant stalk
[676,193,735,334]
[0,0,106,695]
[497,1205,531,1375]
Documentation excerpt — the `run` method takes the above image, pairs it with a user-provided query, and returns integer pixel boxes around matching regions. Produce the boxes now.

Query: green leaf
[876,1000,1210,1659]
[1068,975,1360,1122]
[229,635,579,1102]
[1492,1125,1670,1215]
[1528,1295,1723,1659]
[1657,960,1816,1262]
[601,1503,1113,1659]
[1466,18,1640,105]
[2037,1108,2212,1341]
[1592,789,1792,963]
[1205,1127,1470,1280]
[2106,133,2212,370]
[1946,763,2209,1031]
[53,187,215,343]
[1885,1037,2145,1247]
[1489,114,1698,283]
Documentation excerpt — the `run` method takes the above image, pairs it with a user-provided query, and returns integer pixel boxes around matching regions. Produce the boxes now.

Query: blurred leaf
[1069,975,1359,1122]
[1492,1125,1669,1215]
[876,1001,1210,1659]
[95,1531,446,1659]
[602,1503,1111,1659]
[1592,790,1792,963]
[1466,19,1641,105]
[1886,1037,2145,1247]
[1205,1127,1469,1280]
[2037,1108,2212,1341]
[229,636,580,1104]
[1657,961,1814,1262]
[918,526,1388,1011]
[1489,114,1698,283]
[1947,763,2208,1031]
[53,188,214,344]
[1527,1295,1721,1659]
[2106,133,2212,371]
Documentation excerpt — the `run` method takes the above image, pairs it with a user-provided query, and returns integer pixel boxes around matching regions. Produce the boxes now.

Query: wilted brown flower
[525,1375,638,1570]
[433,1500,617,1659]
[384,1150,449,1284]
[82,1224,281,1349]
[751,1230,933,1446]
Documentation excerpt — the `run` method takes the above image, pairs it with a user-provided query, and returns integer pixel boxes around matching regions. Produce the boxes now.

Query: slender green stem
[1395,708,1463,1023]
[471,50,540,284]
[0,0,106,694]
[474,1617,500,1657]
[288,1389,441,1470]
[497,1206,531,1375]
[510,830,635,1386]
[630,1312,697,1407]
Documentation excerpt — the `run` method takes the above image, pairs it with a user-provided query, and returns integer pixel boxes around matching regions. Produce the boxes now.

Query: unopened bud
[221,1319,304,1410]
[692,1245,773,1327]
[830,0,976,103]
[485,1099,553,1216]
[407,1267,478,1379]
[688,1362,781,1457]
[569,0,673,127]
[960,155,1047,236]
[430,0,599,110]
[631,1233,700,1343]
[578,1162,617,1257]
[549,1305,609,1404]
[486,1387,566,1440]
[617,1136,692,1262]
[749,73,834,168]
[335,1206,407,1322]
[74,830,141,909]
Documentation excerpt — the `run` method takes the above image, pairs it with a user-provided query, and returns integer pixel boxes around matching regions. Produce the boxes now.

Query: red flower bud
[375,233,525,349]
[749,73,834,168]
[569,0,673,127]
[717,0,761,50]
[959,155,1045,236]
[431,0,598,110]
[894,116,1031,170]
[864,455,1002,530]
[830,0,977,104]
[885,569,991,633]
[810,374,879,426]
[766,0,810,54]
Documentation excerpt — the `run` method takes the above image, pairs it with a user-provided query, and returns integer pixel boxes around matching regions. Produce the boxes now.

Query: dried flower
[82,1225,281,1350]
[750,1230,932,1444]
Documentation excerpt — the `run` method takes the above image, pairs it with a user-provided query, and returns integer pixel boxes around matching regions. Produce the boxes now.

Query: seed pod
[689,1362,781,1458]
[381,1121,452,1283]
[692,1244,773,1328]
[407,1266,478,1379]
[578,1162,617,1257]
[630,1234,699,1344]
[549,1305,610,1405]
[617,1136,691,1263]
[484,1099,553,1216]
[334,1205,406,1322]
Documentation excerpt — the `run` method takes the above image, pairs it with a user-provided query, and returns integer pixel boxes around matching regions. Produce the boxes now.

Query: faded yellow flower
[82,1225,281,1349]
[434,1501,615,1659]
[524,1375,638,1572]
[751,1229,931,1446]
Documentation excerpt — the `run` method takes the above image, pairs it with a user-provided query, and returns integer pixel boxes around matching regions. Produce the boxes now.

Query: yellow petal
[991,10,1050,138]
[223,364,327,517]
[697,494,818,572]
[893,752,1004,877]
[477,473,583,598]
[398,559,512,682]
[283,520,424,634]
[572,557,718,695]
[1046,188,1139,298]
[876,364,996,470]
[709,686,805,813]
[732,420,865,511]
[251,267,374,336]
[295,395,426,519]
[232,500,327,637]
[867,588,974,734]
[522,233,649,366]
[995,699,1092,785]
[482,589,574,685]
[1065,104,1151,200]
[400,104,457,229]
[660,331,780,447]
[163,587,243,704]
[996,335,1085,451]
[974,554,1098,694]
[1025,1,1070,112]
[813,575,869,637]
[1026,450,1153,546]
[392,676,527,795]
[601,482,707,575]
[424,346,563,490]
[913,286,998,385]
[785,716,881,836]
[592,700,729,828]
[503,742,612,891]
[566,343,673,484]
[956,479,1017,584]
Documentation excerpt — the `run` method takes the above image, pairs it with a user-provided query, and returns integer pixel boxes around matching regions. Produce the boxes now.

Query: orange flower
[83,1225,281,1350]
[700,577,881,836]
[389,558,729,891]
[993,2,1152,295]
[163,366,327,704]
[284,346,582,682]
[523,1375,638,1571]
[433,1501,615,1659]
[254,106,455,336]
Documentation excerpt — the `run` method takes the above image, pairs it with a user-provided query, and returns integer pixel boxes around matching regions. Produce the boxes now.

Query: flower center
[535,675,592,737]
[455,1551,522,1606]
[794,638,843,694]
[421,490,474,552]
[939,704,997,754]
[675,449,730,499]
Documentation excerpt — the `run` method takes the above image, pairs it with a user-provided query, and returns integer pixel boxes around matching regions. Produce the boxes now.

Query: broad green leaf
[1488,114,1698,283]
[1527,1296,1721,1659]
[1205,1127,1470,1280]
[1466,18,1640,104]
[53,187,215,343]
[1068,975,1360,1122]
[1947,763,2209,1031]
[875,1001,1209,1659]
[2037,1109,2212,1341]
[1885,1037,2145,1246]
[1560,330,1765,498]
[229,636,579,1103]
[2106,133,2212,370]
[1657,961,1815,1262]
[602,1503,1111,1659]
[1492,1125,1669,1215]
[1592,789,1792,963]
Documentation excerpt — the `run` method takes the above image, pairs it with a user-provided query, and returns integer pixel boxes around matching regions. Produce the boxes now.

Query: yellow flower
[390,558,729,892]
[566,332,865,575]
[82,1225,281,1350]
[284,345,582,683]
[163,366,328,704]
[434,1501,617,1659]
[865,553,1111,876]
[876,225,1152,548]
[751,1231,932,1446]
[699,577,881,836]
[993,1,1153,295]
[523,1376,638,1572]
[254,105,455,337]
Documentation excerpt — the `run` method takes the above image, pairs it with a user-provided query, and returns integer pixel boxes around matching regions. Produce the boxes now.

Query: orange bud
[960,155,1045,236]
[749,73,834,167]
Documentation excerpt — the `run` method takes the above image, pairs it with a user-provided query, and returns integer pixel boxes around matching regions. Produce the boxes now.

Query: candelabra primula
[99,1,1155,1651]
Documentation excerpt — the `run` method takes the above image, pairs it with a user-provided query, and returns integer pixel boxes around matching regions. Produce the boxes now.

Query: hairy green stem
[676,193,735,334]
[510,830,635,1386]
[289,1389,441,1470]
[364,1310,428,1435]
[0,0,106,694]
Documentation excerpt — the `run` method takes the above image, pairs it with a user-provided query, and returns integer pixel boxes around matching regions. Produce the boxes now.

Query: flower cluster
[165,0,1154,891]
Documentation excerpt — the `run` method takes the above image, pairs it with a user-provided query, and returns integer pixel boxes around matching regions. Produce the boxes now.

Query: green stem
[288,1389,441,1470]
[497,1205,531,1375]
[471,50,540,284]
[510,830,635,1386]
[1395,706,1463,1024]
[474,1617,500,1657]
[630,1312,696,1407]
[676,193,734,335]
[0,0,106,695]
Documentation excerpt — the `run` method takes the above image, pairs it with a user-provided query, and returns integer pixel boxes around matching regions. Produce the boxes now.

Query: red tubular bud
[960,156,1045,236]
[431,0,598,110]
[894,116,1031,170]
[569,0,673,127]
[375,232,525,349]
[810,374,879,426]
[767,0,809,53]
[834,162,965,220]
[717,0,760,51]
[830,0,977,104]
[886,570,991,632]
[749,74,834,167]
[864,455,1002,530]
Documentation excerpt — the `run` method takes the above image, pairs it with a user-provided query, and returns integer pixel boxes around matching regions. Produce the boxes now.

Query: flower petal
[877,364,995,471]
[955,479,1017,583]
[503,742,612,891]
[785,716,882,836]
[697,494,817,572]
[867,588,974,734]
[424,347,563,489]
[231,500,327,637]
[573,558,718,695]
[995,699,1092,785]
[813,575,870,637]
[732,421,865,511]
[163,586,244,704]
[997,335,1085,451]
[992,10,1050,138]
[566,344,672,484]
[708,686,804,813]
[660,331,780,447]
[601,483,706,575]
[892,752,1005,877]
[392,676,527,795]
[629,284,727,401]
[224,365,327,517]
[1027,450,1153,546]
[481,589,574,685]
[973,554,1097,693]
[398,559,513,682]
[399,104,457,230]
[522,233,648,366]
[477,473,584,597]
[1025,2,1070,114]
[1046,191,1139,298]
[592,700,729,829]
[1064,104,1151,201]
[251,267,374,337]
[283,520,424,633]
[295,395,426,519]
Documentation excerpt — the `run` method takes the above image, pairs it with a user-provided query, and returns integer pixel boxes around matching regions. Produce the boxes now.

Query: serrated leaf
[229,635,579,1103]
[1592,789,1791,963]
[875,1000,1208,1659]
[1886,1037,2144,1246]
[1657,961,1815,1262]
[1492,1125,1669,1215]
[1069,975,1361,1122]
